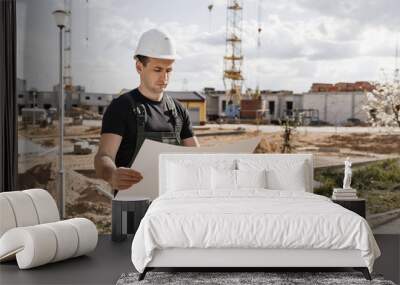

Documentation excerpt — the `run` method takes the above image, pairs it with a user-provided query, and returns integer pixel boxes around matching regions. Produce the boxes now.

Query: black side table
[332,198,366,218]
[112,196,150,242]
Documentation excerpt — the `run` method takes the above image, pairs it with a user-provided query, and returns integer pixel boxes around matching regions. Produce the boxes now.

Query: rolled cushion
[0,189,60,239]
[23,189,59,224]
[0,226,57,268]
[0,196,17,237]
[42,221,79,262]
[0,191,39,227]
[65,218,98,257]
[0,218,98,269]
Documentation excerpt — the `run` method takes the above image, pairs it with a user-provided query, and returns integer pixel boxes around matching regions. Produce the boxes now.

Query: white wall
[326,93,352,124]
[303,92,369,124]
[218,95,226,117]
[354,93,369,122]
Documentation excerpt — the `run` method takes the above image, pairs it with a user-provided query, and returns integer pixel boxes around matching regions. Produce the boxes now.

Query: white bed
[131,154,380,280]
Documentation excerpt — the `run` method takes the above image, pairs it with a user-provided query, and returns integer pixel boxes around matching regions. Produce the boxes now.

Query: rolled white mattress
[0,218,98,269]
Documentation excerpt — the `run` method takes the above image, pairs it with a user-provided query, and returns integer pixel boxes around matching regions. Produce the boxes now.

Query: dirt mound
[65,169,112,234]
[17,162,57,198]
[65,201,111,234]
[77,185,111,204]
[317,133,400,154]
[84,126,101,134]
[23,125,57,137]
[254,137,280,153]
[17,162,112,233]
[69,107,101,120]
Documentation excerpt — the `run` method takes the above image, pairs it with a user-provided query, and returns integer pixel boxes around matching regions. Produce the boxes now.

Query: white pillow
[212,168,237,190]
[266,161,307,191]
[236,169,267,189]
[167,162,212,191]
[237,159,309,191]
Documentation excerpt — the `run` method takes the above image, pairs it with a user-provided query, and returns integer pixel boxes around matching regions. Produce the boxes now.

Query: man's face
[136,57,174,94]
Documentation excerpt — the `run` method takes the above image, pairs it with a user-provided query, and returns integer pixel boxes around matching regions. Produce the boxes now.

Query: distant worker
[94,29,200,195]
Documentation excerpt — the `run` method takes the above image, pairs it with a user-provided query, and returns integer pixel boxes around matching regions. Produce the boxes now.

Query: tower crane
[223,0,244,106]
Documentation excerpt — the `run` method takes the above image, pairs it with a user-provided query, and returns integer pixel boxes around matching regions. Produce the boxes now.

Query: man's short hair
[135,55,150,67]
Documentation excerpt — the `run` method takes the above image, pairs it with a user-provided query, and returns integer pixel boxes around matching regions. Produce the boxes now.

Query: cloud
[306,40,359,60]
[198,29,226,46]
[17,0,400,94]
[296,0,400,31]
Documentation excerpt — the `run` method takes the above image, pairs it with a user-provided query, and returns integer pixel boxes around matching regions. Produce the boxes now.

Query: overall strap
[126,93,147,166]
[164,95,182,145]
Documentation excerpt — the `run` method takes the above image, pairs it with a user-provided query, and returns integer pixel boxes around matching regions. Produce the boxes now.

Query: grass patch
[314,159,400,214]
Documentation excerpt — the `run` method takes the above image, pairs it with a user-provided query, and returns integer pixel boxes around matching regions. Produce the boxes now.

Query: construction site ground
[17,121,400,234]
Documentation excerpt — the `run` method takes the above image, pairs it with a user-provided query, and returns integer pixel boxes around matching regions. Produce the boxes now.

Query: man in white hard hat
[94,29,200,194]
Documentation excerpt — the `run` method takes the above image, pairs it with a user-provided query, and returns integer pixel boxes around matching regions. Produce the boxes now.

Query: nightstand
[112,196,150,242]
[332,198,366,218]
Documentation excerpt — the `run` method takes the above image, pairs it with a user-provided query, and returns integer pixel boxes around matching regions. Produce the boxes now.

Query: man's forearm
[94,154,116,184]
[182,136,200,147]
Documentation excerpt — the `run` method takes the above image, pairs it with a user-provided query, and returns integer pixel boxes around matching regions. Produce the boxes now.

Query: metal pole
[58,27,65,219]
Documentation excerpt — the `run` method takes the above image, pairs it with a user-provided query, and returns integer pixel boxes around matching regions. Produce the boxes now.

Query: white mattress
[131,190,380,273]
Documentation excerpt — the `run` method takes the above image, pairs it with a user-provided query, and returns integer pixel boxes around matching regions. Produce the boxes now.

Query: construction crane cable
[86,0,89,46]
[256,0,262,94]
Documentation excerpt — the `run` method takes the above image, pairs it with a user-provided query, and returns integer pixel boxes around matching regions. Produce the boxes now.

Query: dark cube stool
[332,198,366,218]
[112,196,150,242]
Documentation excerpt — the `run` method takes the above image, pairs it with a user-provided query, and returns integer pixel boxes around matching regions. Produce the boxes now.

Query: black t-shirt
[101,88,194,167]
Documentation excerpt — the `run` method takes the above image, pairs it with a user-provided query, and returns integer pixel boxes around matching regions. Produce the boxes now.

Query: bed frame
[138,248,371,280]
[137,154,372,281]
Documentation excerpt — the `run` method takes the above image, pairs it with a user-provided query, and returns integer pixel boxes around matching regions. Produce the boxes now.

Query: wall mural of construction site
[17,0,400,234]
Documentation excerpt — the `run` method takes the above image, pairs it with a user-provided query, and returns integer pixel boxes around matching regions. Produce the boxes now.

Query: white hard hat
[134,29,178,60]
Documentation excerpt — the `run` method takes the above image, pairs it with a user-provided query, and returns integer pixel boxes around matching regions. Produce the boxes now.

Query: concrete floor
[0,235,134,285]
[1,234,398,285]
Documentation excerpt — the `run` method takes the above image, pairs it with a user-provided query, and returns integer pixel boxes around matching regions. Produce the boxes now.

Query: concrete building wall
[205,94,218,117]
[261,94,278,120]
[17,89,57,112]
[80,93,113,107]
[261,93,302,120]
[293,95,303,109]
[32,91,57,110]
[302,93,327,121]
[325,93,353,124]
[218,95,227,117]
[354,93,369,122]
[303,91,369,124]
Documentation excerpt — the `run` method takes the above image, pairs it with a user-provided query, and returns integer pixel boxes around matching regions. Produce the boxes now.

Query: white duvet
[131,190,380,273]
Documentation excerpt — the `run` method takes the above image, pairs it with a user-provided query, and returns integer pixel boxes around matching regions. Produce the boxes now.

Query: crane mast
[223,0,244,105]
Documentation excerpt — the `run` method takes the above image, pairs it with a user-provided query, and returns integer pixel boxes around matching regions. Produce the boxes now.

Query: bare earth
[18,121,400,233]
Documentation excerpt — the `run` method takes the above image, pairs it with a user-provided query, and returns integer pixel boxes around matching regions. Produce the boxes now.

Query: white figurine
[343,157,352,189]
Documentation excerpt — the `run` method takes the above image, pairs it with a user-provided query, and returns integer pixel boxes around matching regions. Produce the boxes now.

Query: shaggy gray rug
[116,271,396,285]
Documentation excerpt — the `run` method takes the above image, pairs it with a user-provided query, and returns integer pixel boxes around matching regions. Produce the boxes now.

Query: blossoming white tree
[363,70,400,127]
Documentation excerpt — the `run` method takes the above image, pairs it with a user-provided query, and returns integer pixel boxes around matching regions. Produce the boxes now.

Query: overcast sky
[17,0,400,94]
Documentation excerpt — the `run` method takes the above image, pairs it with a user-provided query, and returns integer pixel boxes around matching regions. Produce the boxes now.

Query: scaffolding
[223,0,244,105]
[63,0,72,91]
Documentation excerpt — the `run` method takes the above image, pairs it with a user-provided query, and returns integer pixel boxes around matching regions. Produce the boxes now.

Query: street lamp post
[52,10,67,219]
